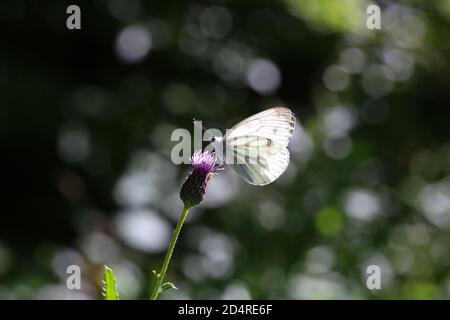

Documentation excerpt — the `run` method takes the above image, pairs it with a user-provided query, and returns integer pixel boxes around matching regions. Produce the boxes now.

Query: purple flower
[180,150,219,208]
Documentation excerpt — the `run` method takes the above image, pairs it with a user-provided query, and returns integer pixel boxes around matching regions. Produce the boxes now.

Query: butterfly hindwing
[227,138,290,185]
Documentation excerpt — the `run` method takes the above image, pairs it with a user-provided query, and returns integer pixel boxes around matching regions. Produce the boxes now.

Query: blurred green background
[1,0,450,299]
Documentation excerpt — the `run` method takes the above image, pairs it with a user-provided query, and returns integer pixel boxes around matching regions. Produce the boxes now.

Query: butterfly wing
[225,107,296,185]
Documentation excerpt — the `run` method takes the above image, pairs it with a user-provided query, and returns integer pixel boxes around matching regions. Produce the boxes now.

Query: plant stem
[150,205,190,300]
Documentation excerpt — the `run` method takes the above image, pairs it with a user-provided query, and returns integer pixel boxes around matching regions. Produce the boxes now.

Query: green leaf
[102,265,119,300]
[159,282,178,294]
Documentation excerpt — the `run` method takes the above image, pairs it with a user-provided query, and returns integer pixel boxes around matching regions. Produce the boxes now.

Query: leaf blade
[160,282,178,294]
[103,265,119,300]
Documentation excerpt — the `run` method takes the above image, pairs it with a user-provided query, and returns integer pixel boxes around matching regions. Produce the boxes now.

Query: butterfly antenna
[193,117,216,145]
[193,118,208,132]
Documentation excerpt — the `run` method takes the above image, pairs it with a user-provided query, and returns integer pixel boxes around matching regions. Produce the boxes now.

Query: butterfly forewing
[225,107,295,147]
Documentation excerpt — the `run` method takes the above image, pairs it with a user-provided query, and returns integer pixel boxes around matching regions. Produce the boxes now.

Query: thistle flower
[180,150,219,208]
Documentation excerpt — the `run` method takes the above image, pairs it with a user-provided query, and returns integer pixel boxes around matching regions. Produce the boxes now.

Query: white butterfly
[209,107,296,186]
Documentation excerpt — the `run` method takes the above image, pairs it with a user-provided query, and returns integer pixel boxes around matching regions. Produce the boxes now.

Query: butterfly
[207,107,296,186]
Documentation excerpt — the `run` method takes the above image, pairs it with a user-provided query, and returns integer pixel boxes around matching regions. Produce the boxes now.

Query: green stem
[150,205,190,300]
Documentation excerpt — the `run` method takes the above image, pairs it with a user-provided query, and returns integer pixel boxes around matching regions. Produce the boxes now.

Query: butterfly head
[210,136,223,143]
[209,136,225,154]
[208,136,226,165]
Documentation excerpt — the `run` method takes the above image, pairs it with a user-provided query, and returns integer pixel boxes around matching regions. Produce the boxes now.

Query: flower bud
[180,151,218,208]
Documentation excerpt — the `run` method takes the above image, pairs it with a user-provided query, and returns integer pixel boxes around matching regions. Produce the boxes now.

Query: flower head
[180,150,219,208]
